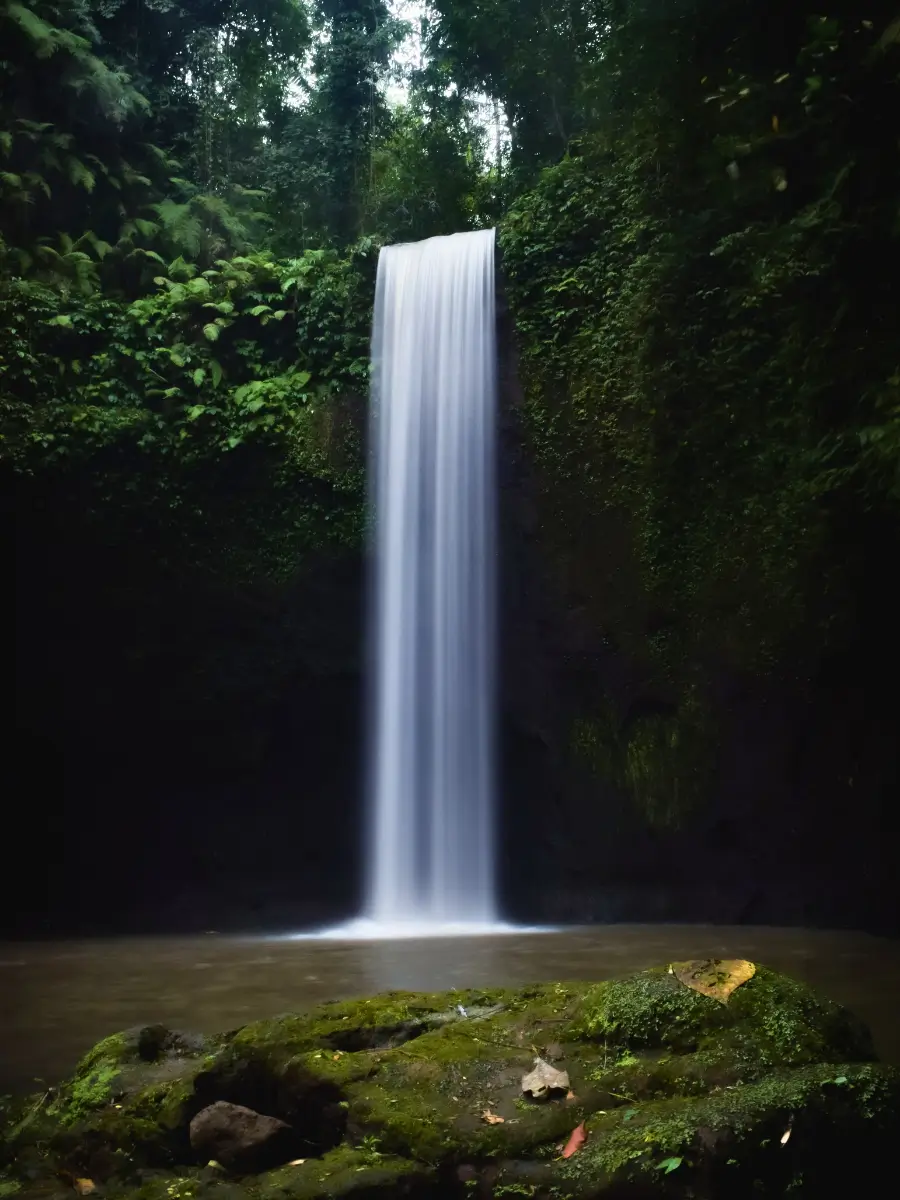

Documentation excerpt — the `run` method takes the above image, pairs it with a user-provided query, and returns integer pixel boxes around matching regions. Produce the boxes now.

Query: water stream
[360,228,499,934]
[4,927,900,1094]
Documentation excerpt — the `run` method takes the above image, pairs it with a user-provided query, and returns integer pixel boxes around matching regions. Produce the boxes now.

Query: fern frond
[84,154,110,175]
[167,255,197,280]
[152,200,202,257]
[22,170,50,197]
[38,149,61,173]
[143,143,180,170]
[15,118,54,134]
[66,156,96,192]
[120,163,152,187]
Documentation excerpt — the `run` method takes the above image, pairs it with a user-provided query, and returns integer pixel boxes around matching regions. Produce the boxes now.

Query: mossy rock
[3,966,897,1198]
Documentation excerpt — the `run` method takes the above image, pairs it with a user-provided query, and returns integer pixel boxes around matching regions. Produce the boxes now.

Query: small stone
[189,1101,295,1172]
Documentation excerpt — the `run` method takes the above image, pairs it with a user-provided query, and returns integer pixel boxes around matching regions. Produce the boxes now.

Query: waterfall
[364,228,499,932]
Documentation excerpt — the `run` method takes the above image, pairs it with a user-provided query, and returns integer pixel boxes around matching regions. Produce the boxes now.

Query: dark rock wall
[6,260,898,938]
[494,254,900,936]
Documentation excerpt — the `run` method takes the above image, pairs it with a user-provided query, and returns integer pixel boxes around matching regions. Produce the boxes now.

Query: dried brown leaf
[481,1109,505,1125]
[671,958,756,1004]
[521,1056,570,1099]
[73,1180,95,1196]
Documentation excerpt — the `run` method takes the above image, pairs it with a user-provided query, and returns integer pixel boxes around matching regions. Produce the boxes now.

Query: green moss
[72,1033,132,1077]
[7,968,898,1198]
[575,966,874,1079]
[562,1062,900,1194]
[249,1145,433,1199]
[718,965,875,1069]
[576,968,728,1051]
[47,1034,132,1127]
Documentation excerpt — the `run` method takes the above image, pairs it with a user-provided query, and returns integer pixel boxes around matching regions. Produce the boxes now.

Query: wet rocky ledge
[2,962,897,1199]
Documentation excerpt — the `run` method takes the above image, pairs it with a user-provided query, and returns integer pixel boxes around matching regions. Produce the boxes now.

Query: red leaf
[561,1121,587,1158]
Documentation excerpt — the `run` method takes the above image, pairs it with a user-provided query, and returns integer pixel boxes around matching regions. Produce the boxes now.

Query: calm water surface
[2,924,899,1094]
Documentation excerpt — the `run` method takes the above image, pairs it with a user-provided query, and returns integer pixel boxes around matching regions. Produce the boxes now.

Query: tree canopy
[4,0,900,668]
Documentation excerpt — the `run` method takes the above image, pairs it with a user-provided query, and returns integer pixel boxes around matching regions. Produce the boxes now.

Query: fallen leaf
[780,1128,792,1145]
[671,959,756,1004]
[207,1160,224,1170]
[561,1122,587,1158]
[521,1056,570,1099]
[565,1089,577,1101]
[481,1109,505,1125]
[332,1053,341,1061]
[73,1181,95,1196]
[288,1159,307,1166]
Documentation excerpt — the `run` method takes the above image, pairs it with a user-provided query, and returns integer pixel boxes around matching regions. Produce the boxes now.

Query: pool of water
[2,924,898,1094]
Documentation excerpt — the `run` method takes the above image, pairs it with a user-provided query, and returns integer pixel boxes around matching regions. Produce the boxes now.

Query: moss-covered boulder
[2,964,897,1199]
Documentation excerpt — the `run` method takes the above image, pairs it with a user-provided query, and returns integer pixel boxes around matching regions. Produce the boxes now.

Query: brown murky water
[2,925,899,1094]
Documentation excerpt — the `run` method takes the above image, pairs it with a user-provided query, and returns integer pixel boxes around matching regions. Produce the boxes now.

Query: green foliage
[263,0,404,249]
[0,2,271,291]
[500,4,900,674]
[0,241,375,579]
[426,0,608,182]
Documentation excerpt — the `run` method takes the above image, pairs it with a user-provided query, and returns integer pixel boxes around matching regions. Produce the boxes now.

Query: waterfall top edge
[381,227,496,252]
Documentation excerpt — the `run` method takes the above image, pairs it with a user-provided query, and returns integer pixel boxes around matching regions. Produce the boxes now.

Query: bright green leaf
[657,1158,683,1174]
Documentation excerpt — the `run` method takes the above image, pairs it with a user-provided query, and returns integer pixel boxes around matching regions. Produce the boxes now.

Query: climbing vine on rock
[500,9,900,676]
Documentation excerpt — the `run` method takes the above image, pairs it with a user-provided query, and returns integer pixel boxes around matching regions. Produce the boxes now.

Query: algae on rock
[2,966,897,1198]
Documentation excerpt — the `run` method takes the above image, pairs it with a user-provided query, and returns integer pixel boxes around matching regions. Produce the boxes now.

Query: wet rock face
[2,965,899,1198]
[188,1102,294,1172]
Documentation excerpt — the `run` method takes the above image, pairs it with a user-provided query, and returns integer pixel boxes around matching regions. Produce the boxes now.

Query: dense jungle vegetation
[5,1,900,928]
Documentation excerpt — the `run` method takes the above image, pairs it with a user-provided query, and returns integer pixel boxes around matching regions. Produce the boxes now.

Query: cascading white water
[363,228,499,933]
